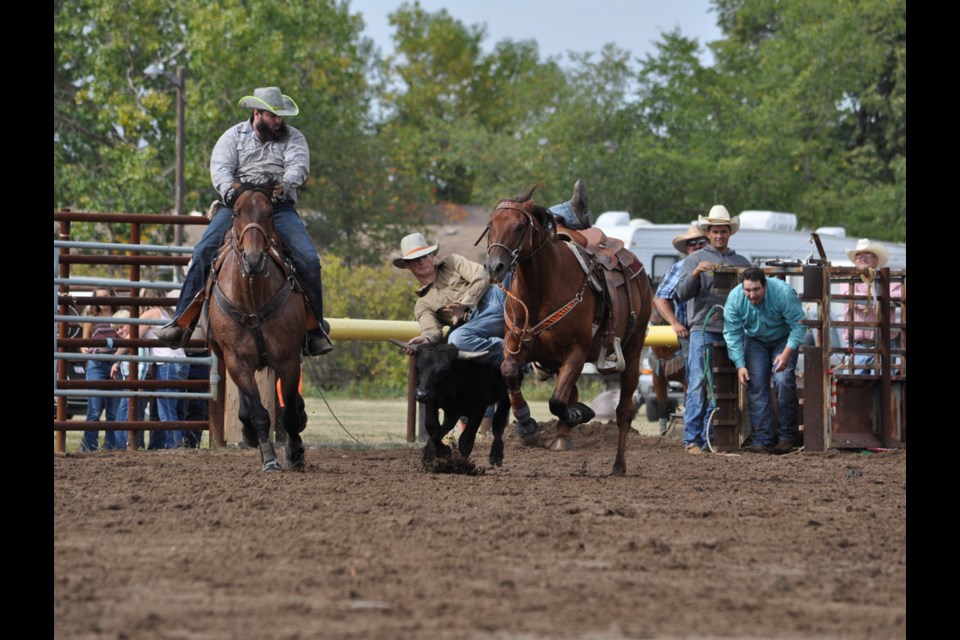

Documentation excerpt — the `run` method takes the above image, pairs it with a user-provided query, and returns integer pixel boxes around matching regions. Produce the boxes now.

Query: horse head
[232,184,276,276]
[484,185,554,283]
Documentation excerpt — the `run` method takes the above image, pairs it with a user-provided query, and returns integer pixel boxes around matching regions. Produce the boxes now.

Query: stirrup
[596,336,625,374]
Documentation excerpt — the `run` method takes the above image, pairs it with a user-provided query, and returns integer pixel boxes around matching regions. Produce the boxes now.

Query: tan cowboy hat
[697,204,740,234]
[672,223,707,253]
[237,87,299,116]
[390,232,439,269]
[845,238,889,268]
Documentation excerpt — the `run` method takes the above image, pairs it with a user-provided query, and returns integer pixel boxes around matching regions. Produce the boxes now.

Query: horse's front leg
[548,349,595,451]
[237,385,281,473]
[278,364,307,472]
[503,354,539,446]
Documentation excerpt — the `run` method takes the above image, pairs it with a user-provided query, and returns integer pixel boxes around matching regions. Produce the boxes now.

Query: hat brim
[697,216,740,234]
[237,95,299,116]
[846,246,889,268]
[391,245,438,269]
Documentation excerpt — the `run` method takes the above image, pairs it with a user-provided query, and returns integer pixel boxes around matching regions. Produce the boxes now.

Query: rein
[214,188,298,365]
[500,270,591,354]
[489,201,591,352]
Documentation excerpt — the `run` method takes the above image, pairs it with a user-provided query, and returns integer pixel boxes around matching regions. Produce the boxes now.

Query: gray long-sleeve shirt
[676,244,751,333]
[209,120,310,204]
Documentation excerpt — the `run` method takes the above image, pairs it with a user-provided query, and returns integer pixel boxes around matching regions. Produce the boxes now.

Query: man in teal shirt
[723,268,806,454]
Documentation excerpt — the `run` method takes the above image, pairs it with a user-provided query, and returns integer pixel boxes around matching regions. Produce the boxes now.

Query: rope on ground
[701,304,724,454]
[302,365,369,448]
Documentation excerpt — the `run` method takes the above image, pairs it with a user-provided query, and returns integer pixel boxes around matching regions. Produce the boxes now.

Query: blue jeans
[449,285,506,367]
[82,360,121,452]
[548,201,587,230]
[743,335,800,448]
[682,330,724,449]
[152,362,190,448]
[178,362,209,448]
[174,203,326,325]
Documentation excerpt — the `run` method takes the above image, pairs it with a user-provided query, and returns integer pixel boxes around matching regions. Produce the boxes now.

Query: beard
[254,118,290,143]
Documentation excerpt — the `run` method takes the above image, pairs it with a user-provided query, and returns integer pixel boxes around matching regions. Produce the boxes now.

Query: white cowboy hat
[845,238,889,268]
[697,204,740,234]
[390,232,439,269]
[237,87,300,116]
[672,223,707,253]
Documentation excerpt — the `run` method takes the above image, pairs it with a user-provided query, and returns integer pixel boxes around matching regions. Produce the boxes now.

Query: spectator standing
[676,206,751,454]
[80,288,123,452]
[844,238,902,374]
[653,223,708,364]
[723,268,806,454]
[141,288,189,449]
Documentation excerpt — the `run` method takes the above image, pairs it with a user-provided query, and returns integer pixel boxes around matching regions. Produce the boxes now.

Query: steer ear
[389,338,419,354]
[456,349,489,361]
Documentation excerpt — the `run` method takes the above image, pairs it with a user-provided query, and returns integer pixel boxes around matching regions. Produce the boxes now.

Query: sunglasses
[686,238,708,248]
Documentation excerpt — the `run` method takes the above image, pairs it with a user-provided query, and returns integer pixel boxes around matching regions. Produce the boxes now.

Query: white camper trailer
[593,210,906,284]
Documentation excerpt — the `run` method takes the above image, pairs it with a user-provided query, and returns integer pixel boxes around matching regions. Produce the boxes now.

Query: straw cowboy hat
[697,205,740,234]
[845,238,889,268]
[672,223,707,253]
[237,87,300,116]
[390,232,439,269]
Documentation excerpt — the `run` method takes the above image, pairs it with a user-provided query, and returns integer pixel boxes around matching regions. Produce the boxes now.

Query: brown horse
[484,186,653,475]
[207,184,308,472]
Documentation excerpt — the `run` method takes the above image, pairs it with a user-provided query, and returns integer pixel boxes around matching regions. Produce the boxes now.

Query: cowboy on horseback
[157,86,333,356]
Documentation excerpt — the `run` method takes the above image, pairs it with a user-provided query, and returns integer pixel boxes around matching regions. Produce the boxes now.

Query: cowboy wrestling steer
[391,340,511,468]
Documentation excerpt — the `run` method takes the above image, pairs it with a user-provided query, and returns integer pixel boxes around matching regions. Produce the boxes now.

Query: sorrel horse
[207,184,308,472]
[484,186,653,475]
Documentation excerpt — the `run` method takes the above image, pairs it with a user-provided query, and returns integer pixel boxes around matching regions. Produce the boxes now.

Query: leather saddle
[557,225,646,373]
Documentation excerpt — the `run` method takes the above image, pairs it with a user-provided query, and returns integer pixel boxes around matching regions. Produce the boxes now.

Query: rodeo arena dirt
[55,208,907,639]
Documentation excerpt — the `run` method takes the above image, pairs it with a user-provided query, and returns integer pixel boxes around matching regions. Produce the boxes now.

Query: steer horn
[456,349,489,360]
[389,338,419,354]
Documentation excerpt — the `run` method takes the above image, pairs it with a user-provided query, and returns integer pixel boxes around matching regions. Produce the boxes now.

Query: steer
[390,339,511,468]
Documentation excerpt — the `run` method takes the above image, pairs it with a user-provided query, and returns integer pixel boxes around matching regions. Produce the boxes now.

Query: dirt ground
[54,420,906,640]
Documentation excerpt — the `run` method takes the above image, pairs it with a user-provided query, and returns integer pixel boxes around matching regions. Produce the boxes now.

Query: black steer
[391,339,511,468]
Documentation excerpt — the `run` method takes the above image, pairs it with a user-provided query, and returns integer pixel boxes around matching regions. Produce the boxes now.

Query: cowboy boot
[304,319,334,356]
[570,179,591,228]
[157,321,190,349]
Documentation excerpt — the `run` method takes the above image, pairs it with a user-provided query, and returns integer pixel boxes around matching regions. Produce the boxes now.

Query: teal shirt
[723,278,806,369]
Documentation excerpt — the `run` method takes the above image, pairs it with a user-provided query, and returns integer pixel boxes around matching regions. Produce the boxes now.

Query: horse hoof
[550,436,572,451]
[514,420,540,447]
[262,459,283,473]
[285,447,306,472]
[520,433,540,447]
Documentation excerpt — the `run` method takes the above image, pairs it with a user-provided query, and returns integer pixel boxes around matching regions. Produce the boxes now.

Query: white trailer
[593,210,906,284]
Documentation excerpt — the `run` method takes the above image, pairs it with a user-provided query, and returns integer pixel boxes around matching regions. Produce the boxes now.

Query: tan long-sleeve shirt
[413,255,490,342]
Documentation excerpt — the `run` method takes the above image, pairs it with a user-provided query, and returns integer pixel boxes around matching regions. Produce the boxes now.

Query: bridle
[486,201,588,352]
[213,184,297,366]
[485,201,552,273]
[230,186,276,279]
